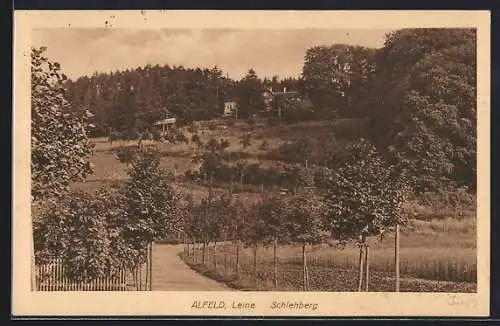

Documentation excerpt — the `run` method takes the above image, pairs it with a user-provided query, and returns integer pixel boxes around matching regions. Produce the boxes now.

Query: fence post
[236,241,240,276]
[145,246,149,291]
[302,243,307,291]
[202,242,206,266]
[31,237,36,291]
[253,244,258,286]
[213,241,217,271]
[364,244,370,292]
[395,224,400,292]
[149,241,153,291]
[357,244,364,292]
[273,237,278,289]
[224,245,228,275]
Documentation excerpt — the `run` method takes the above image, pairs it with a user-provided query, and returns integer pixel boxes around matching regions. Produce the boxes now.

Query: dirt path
[151,243,233,291]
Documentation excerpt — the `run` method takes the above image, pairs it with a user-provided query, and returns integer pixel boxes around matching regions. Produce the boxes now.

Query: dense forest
[64,64,302,137]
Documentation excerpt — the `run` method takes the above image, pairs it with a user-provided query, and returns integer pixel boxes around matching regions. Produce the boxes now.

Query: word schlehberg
[270,301,318,311]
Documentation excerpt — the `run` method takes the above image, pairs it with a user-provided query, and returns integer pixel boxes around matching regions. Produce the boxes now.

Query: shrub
[152,129,162,141]
[259,140,270,151]
[33,188,125,281]
[116,146,138,166]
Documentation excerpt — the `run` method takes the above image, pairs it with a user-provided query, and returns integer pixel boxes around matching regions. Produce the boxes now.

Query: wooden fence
[36,259,129,291]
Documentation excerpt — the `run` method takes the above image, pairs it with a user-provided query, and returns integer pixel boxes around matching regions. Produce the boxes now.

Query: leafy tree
[259,140,270,152]
[31,47,94,202]
[193,138,231,183]
[255,192,291,288]
[369,28,477,193]
[323,139,409,291]
[31,47,95,289]
[231,153,247,190]
[206,194,234,269]
[239,133,252,149]
[301,44,376,117]
[323,139,409,244]
[289,164,316,194]
[226,197,247,275]
[122,147,184,269]
[293,188,325,291]
[116,146,138,167]
[280,97,316,123]
[240,202,269,285]
[236,68,265,118]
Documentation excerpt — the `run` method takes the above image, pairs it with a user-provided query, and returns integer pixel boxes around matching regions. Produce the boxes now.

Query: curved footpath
[151,243,233,291]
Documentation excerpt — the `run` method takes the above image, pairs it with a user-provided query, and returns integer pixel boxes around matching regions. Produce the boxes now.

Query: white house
[224,100,238,117]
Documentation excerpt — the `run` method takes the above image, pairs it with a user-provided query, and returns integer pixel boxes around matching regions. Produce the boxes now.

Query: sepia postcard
[12,10,490,317]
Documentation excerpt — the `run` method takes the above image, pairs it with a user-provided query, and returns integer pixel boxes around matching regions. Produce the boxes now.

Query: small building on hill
[224,100,238,117]
[153,117,176,134]
[264,87,301,111]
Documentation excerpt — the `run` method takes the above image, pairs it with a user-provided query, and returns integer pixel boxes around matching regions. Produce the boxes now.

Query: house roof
[153,118,176,125]
[274,91,300,98]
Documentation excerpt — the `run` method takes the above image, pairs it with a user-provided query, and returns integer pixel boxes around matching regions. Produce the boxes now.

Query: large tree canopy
[301,44,376,118]
[368,28,477,193]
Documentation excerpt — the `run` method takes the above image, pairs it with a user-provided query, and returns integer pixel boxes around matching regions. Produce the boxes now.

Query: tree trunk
[139,264,143,290]
[224,245,228,275]
[31,233,37,291]
[253,244,258,286]
[305,263,310,291]
[135,267,140,291]
[149,242,153,291]
[395,224,400,292]
[364,244,370,292]
[213,241,217,271]
[302,243,307,291]
[132,267,137,291]
[192,240,196,259]
[186,241,190,256]
[145,245,149,291]
[273,237,278,289]
[236,241,240,276]
[202,242,206,266]
[357,244,364,292]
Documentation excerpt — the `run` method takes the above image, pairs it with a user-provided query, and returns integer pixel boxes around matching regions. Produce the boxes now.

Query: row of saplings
[182,139,409,291]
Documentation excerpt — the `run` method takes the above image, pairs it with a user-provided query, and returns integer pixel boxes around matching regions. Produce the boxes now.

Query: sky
[32,28,393,81]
